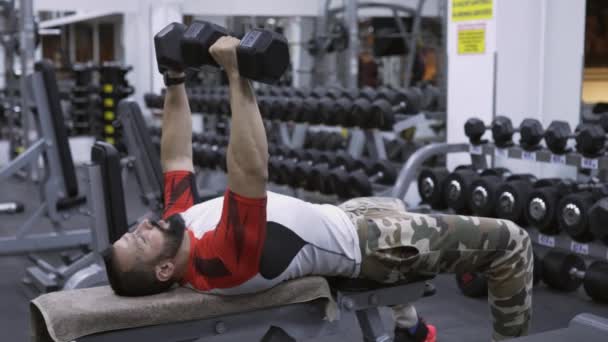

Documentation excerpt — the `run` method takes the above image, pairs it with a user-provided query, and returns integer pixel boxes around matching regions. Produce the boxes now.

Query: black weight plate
[469,176,502,217]
[557,192,595,242]
[525,187,561,234]
[584,261,608,303]
[496,179,533,225]
[542,251,585,292]
[417,167,449,209]
[445,168,479,214]
[588,197,608,244]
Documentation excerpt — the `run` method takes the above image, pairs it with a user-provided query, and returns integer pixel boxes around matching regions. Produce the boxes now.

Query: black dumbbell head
[418,167,449,209]
[469,172,505,217]
[371,99,392,130]
[348,170,373,197]
[335,97,355,127]
[525,186,561,234]
[588,197,608,243]
[154,22,187,73]
[544,121,572,154]
[584,261,608,303]
[495,174,536,224]
[237,29,290,84]
[403,88,423,114]
[181,21,229,69]
[519,118,544,148]
[575,124,606,156]
[359,86,377,100]
[542,251,586,292]
[444,167,479,214]
[491,116,514,147]
[465,118,486,143]
[557,192,596,242]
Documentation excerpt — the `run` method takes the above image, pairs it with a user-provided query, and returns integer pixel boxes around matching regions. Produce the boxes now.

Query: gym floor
[2,170,608,342]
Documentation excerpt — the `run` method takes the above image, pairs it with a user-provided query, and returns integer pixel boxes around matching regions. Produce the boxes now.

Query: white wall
[446,0,497,168]
[447,0,586,178]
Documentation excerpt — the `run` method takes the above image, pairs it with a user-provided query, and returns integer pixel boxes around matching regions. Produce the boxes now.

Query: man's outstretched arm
[210,37,268,198]
[161,70,194,173]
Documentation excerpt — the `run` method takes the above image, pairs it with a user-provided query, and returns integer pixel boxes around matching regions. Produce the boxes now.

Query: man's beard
[156,214,186,260]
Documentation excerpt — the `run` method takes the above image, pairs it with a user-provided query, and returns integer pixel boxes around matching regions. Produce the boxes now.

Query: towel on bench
[30,276,335,342]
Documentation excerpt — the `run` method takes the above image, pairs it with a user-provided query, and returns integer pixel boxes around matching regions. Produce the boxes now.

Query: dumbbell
[328,158,398,198]
[268,97,289,121]
[543,121,580,155]
[495,174,537,225]
[557,184,608,242]
[334,97,356,127]
[417,167,450,209]
[574,123,607,156]
[284,96,305,122]
[318,97,341,126]
[542,251,608,302]
[195,144,227,171]
[589,198,608,245]
[465,116,544,148]
[526,179,604,235]
[444,165,480,214]
[155,20,289,84]
[468,168,512,217]
[301,98,325,124]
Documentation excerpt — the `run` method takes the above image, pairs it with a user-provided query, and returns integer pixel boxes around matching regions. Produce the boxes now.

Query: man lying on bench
[102,36,533,342]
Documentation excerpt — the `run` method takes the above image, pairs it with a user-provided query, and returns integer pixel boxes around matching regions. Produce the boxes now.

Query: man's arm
[161,70,194,173]
[210,37,268,198]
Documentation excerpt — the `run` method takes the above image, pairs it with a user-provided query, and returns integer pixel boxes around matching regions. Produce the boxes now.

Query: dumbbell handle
[569,267,585,280]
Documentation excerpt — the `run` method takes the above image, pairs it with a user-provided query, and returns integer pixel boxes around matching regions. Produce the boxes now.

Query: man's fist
[209,36,241,79]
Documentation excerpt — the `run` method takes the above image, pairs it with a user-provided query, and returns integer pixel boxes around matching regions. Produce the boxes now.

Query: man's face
[112,219,172,272]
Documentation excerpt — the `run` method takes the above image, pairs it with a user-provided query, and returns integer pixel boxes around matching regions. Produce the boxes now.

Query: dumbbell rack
[392,142,608,263]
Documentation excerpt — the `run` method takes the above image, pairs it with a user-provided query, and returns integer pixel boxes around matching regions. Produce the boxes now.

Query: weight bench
[30,141,436,342]
[31,269,434,342]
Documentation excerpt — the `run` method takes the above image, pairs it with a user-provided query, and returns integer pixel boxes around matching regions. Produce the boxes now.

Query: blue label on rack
[551,154,566,165]
[495,148,508,158]
[581,158,598,170]
[522,151,536,161]
[537,234,555,247]
[570,241,589,255]
[469,144,482,155]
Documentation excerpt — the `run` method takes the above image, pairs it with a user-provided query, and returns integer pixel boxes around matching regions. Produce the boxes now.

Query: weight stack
[98,62,134,149]
[70,63,98,136]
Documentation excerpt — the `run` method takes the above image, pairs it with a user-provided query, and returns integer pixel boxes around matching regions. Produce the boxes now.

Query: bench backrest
[36,60,79,197]
[91,142,128,243]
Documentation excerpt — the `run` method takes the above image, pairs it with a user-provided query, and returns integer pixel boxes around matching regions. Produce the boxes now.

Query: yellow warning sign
[458,26,486,54]
[452,0,493,22]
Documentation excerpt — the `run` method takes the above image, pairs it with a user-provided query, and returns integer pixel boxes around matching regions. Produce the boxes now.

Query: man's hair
[103,214,186,296]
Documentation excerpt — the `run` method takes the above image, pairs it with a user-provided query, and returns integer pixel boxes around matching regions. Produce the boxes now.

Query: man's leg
[339,198,533,341]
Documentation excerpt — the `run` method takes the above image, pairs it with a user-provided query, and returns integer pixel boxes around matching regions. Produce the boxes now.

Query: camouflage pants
[338,197,533,342]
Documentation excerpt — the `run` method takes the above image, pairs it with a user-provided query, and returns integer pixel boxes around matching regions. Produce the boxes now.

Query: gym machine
[0,61,93,292]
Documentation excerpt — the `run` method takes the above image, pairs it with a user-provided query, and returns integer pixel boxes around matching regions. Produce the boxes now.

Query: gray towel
[30,276,336,342]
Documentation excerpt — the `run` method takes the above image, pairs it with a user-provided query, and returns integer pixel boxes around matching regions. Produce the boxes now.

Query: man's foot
[393,318,437,342]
